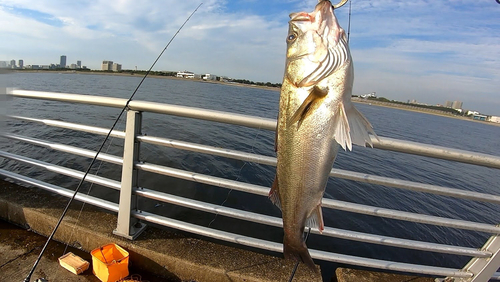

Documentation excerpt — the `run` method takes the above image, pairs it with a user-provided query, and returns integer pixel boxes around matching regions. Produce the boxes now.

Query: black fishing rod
[23,3,203,281]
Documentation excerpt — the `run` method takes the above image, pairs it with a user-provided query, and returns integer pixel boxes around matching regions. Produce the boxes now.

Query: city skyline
[1,55,86,70]
[1,1,499,115]
[1,55,495,116]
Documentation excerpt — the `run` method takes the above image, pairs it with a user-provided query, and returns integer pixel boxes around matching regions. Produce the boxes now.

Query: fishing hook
[333,0,349,9]
[318,0,349,10]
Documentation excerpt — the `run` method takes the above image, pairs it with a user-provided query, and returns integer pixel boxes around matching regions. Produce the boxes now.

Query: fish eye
[287,33,297,42]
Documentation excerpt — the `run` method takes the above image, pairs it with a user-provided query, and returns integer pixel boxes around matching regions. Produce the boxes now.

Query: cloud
[347,0,500,114]
[0,0,288,81]
[1,0,499,114]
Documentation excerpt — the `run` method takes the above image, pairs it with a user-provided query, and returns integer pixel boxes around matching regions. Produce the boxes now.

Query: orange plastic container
[91,244,129,282]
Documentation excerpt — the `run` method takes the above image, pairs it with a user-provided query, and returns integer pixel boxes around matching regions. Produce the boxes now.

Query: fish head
[285,0,348,88]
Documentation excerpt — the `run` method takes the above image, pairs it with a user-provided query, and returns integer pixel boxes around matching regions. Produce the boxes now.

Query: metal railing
[1,89,499,281]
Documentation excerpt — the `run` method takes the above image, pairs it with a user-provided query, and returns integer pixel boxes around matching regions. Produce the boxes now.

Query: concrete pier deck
[0,179,438,282]
[0,179,322,281]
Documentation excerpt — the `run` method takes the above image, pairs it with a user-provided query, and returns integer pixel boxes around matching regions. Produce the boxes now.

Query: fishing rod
[23,3,203,281]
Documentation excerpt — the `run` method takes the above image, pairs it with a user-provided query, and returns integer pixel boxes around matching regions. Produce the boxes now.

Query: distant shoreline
[11,70,500,127]
[353,98,500,127]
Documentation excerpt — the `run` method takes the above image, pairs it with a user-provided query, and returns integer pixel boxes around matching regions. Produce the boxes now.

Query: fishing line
[23,3,203,281]
[62,137,116,250]
[208,124,264,228]
[347,0,352,44]
[287,227,312,282]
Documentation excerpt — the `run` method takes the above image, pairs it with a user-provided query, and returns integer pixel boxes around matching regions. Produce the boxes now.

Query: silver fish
[270,0,377,271]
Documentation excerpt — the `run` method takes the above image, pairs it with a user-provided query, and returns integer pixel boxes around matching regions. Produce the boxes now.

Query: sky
[1,0,499,115]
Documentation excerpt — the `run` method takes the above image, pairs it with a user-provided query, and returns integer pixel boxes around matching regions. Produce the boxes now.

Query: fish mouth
[289,1,333,23]
[319,0,349,10]
[315,1,335,17]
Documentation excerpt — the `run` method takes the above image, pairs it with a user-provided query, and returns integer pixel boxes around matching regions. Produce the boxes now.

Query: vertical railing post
[113,109,146,240]
[449,233,500,281]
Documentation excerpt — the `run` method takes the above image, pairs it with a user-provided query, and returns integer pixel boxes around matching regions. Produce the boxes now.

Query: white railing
[1,89,499,281]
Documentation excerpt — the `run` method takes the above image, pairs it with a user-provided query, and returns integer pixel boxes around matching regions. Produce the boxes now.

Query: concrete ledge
[0,179,322,281]
[336,267,435,282]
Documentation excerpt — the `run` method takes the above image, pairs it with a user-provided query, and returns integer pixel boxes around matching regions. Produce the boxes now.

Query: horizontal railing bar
[137,135,277,166]
[0,169,118,213]
[0,170,475,278]
[135,186,491,257]
[8,90,500,170]
[4,130,500,205]
[136,161,269,196]
[372,137,500,169]
[7,90,276,130]
[329,169,500,205]
[8,90,129,109]
[0,150,121,190]
[2,133,123,165]
[132,210,471,278]
[322,198,500,234]
[129,100,276,130]
[136,161,500,234]
[8,115,126,138]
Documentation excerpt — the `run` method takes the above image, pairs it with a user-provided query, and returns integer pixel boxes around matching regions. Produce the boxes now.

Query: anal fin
[269,175,281,210]
[306,204,324,233]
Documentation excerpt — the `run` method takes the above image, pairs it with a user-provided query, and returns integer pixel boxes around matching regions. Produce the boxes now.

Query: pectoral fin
[288,86,327,129]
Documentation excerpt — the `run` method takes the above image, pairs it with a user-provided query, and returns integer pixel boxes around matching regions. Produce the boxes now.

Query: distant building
[10,60,16,68]
[202,73,217,81]
[60,55,67,68]
[77,60,81,68]
[360,92,377,99]
[112,63,122,72]
[102,61,113,71]
[472,114,488,121]
[176,71,195,78]
[0,61,7,68]
[70,63,77,69]
[18,60,24,69]
[409,99,417,104]
[444,101,453,108]
[452,101,463,110]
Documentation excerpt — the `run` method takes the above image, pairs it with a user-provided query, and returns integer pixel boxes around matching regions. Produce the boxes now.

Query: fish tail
[283,234,318,273]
